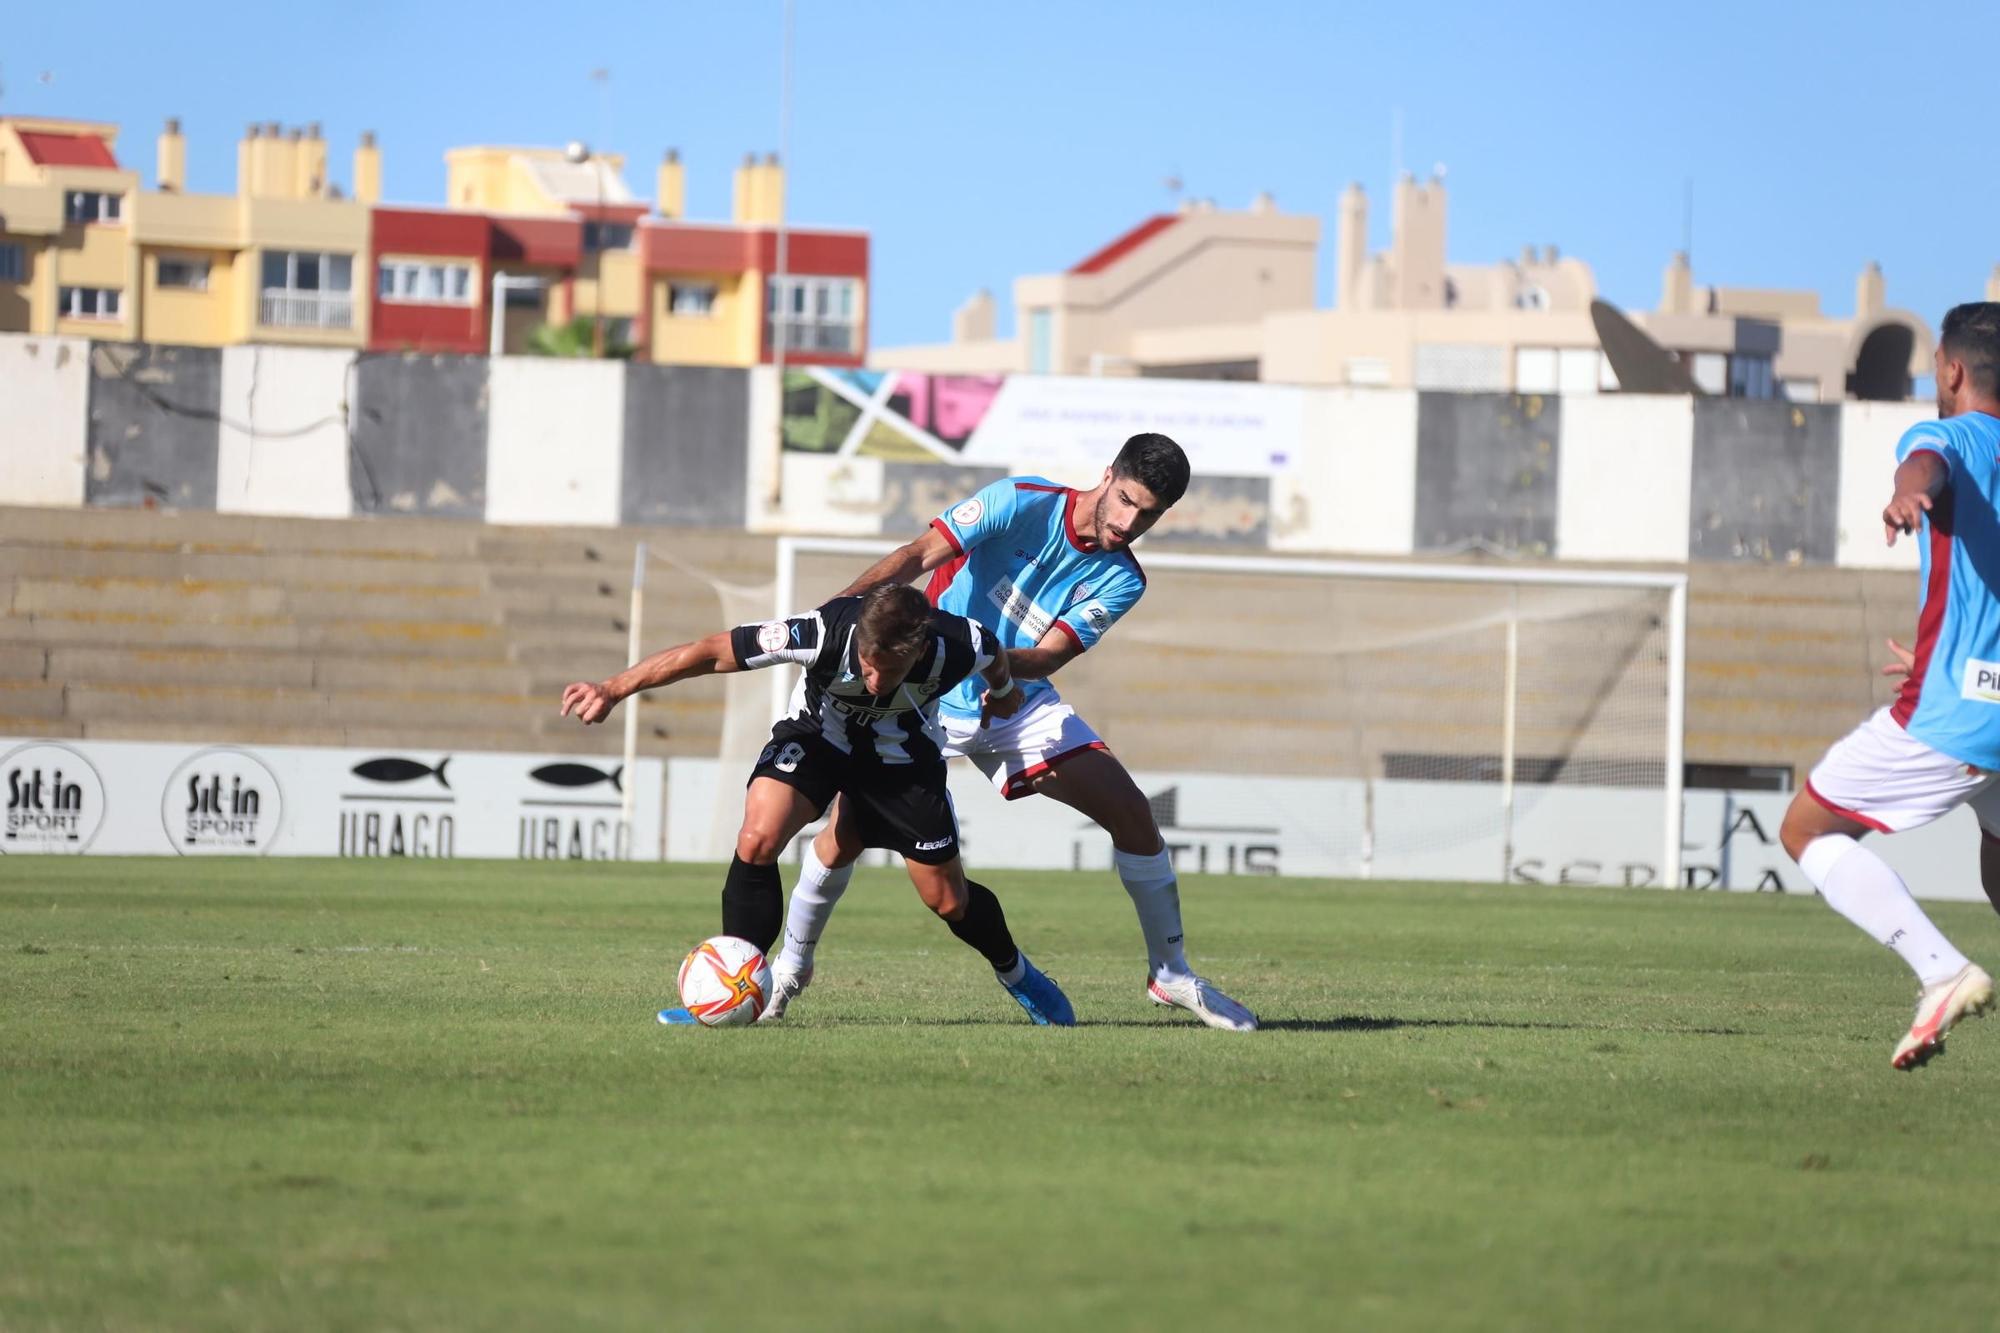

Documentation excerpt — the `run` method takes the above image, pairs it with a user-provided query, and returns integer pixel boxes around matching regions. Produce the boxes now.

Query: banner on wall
[664,758,1988,903]
[0,738,664,860]
[781,368,1305,477]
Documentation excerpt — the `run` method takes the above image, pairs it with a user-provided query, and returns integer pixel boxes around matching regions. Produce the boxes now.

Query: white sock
[1114,846,1193,985]
[995,954,1027,986]
[775,843,854,974]
[1798,834,1970,986]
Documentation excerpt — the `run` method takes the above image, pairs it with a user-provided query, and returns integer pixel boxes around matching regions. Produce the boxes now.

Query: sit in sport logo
[2,742,106,854]
[161,748,284,855]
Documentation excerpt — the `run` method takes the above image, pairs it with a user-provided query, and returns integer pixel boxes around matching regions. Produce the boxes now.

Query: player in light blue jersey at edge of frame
[1779,302,2000,1070]
[762,433,1259,1030]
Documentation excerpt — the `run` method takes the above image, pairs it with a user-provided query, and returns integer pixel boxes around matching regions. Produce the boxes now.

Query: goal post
[767,535,1689,888]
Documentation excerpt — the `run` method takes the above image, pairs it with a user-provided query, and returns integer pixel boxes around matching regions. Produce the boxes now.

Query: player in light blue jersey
[762,433,1258,1030]
[1779,302,2000,1070]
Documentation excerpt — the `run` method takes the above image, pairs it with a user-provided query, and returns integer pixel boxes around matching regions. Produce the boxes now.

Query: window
[58,286,122,320]
[1028,309,1053,373]
[260,250,355,328]
[378,258,477,306]
[64,191,122,224]
[583,221,633,252]
[501,279,543,308]
[0,244,22,283]
[604,317,634,350]
[1729,353,1776,400]
[156,256,210,291]
[766,276,861,355]
[669,282,717,316]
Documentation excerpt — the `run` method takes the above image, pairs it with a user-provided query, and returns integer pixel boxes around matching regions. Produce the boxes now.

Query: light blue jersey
[1893,412,2000,769]
[925,477,1147,718]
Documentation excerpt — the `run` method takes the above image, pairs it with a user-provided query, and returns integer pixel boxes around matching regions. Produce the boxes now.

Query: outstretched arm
[1884,451,1949,546]
[559,631,741,725]
[836,526,960,596]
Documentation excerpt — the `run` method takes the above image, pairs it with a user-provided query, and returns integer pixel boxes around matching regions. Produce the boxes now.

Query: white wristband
[988,676,1016,699]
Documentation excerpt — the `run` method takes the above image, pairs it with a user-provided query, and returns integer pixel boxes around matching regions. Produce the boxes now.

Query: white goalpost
[748,535,1689,889]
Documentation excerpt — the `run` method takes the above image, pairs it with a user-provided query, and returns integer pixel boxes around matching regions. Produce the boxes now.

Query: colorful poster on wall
[780,368,1305,476]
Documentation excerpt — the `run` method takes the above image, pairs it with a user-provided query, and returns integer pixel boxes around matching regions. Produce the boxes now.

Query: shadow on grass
[792,1015,1746,1035]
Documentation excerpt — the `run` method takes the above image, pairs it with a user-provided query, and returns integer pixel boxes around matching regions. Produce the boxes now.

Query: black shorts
[749,730,960,865]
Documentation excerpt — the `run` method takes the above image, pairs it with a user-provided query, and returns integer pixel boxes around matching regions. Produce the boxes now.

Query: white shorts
[939,691,1107,800]
[1807,706,2000,835]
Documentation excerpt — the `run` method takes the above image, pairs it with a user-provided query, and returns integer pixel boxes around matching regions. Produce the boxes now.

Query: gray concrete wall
[1413,392,1559,555]
[84,343,221,509]
[1689,400,1840,563]
[621,365,749,528]
[350,354,489,519]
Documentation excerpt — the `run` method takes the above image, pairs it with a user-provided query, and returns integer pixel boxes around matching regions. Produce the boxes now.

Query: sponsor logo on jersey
[758,620,790,654]
[952,498,985,526]
[987,574,1053,639]
[1963,658,2000,703]
[1074,599,1112,635]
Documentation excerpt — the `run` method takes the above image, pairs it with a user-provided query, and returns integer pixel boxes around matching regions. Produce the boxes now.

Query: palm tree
[526,316,633,359]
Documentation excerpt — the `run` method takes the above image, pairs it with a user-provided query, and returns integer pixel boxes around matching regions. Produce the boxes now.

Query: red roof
[1069,213,1179,275]
[16,129,118,169]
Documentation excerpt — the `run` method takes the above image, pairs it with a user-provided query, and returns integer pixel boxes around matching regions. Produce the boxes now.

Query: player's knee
[735,824,787,865]
[1105,793,1162,854]
[931,884,967,921]
[1777,795,1827,862]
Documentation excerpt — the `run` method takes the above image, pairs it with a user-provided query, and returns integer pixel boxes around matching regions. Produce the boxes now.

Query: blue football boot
[1000,955,1076,1026]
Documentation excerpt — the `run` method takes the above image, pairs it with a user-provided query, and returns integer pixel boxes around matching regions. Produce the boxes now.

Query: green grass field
[6,860,2000,1331]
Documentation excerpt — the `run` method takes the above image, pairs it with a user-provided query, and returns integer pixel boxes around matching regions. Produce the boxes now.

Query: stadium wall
[0,332,1935,570]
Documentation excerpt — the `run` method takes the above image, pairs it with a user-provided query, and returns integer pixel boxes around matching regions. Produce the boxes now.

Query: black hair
[1940,302,2000,400]
[1109,432,1191,508]
[855,582,932,658]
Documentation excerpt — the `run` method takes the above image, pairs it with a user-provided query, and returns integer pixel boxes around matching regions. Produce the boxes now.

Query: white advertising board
[0,738,663,861]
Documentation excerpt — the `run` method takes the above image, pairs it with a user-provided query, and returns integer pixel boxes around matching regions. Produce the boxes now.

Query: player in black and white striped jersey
[559,582,1075,1025]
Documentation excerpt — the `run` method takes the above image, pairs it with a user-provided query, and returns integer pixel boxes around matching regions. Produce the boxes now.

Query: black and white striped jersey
[729,595,995,766]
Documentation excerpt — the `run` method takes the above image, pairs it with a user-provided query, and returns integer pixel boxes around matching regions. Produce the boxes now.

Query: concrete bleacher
[0,504,1920,784]
[0,505,770,760]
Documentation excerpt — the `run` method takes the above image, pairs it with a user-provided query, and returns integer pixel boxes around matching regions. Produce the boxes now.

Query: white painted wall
[484,357,625,527]
[0,333,89,507]
[1556,393,1694,562]
[215,345,355,518]
[1271,387,1420,554]
[1836,401,1930,570]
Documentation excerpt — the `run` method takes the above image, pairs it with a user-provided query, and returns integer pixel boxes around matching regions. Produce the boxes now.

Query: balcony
[260,290,353,330]
[767,319,856,355]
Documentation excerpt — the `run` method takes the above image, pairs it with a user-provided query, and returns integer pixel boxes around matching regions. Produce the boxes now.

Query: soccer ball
[677,935,772,1027]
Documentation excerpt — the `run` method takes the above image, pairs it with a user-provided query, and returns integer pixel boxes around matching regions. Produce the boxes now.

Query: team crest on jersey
[757,621,789,654]
[952,498,984,526]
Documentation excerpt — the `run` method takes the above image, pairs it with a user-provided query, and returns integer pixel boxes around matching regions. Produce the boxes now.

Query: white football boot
[1147,974,1258,1031]
[1891,963,1995,1070]
[757,964,811,1023]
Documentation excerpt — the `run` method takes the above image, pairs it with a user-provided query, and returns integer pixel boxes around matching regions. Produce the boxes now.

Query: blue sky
[7,2,1983,348]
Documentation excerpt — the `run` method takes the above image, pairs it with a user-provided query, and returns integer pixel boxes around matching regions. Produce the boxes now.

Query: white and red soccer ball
[677,935,772,1027]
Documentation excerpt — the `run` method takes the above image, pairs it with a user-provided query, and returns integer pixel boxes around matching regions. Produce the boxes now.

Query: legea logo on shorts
[1963,658,2000,704]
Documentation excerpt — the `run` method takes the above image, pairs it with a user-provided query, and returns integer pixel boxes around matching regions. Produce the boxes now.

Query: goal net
[758,538,1687,888]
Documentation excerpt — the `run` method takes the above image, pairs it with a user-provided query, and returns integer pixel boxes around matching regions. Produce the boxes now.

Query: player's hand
[559,680,618,725]
[1883,491,1932,546]
[1880,637,1917,679]
[980,684,1024,726]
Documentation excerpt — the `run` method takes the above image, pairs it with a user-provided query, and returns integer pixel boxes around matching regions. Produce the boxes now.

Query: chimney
[259,121,294,199]
[1661,251,1693,315]
[297,122,328,198]
[237,123,259,196]
[754,151,784,226]
[1856,260,1885,318]
[1988,264,2000,304]
[1250,191,1275,215]
[732,152,756,224]
[157,117,185,192]
[657,148,685,220]
[353,131,381,205]
[1335,182,1367,312]
[953,289,996,343]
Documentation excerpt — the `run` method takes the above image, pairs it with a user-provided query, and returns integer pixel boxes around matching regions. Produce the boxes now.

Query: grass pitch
[6,859,2000,1331]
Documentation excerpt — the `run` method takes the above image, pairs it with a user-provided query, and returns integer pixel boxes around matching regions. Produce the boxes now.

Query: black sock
[721,856,783,954]
[947,879,1020,974]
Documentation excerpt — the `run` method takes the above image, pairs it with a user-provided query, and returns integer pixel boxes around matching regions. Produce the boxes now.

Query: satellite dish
[1591,299,1700,395]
